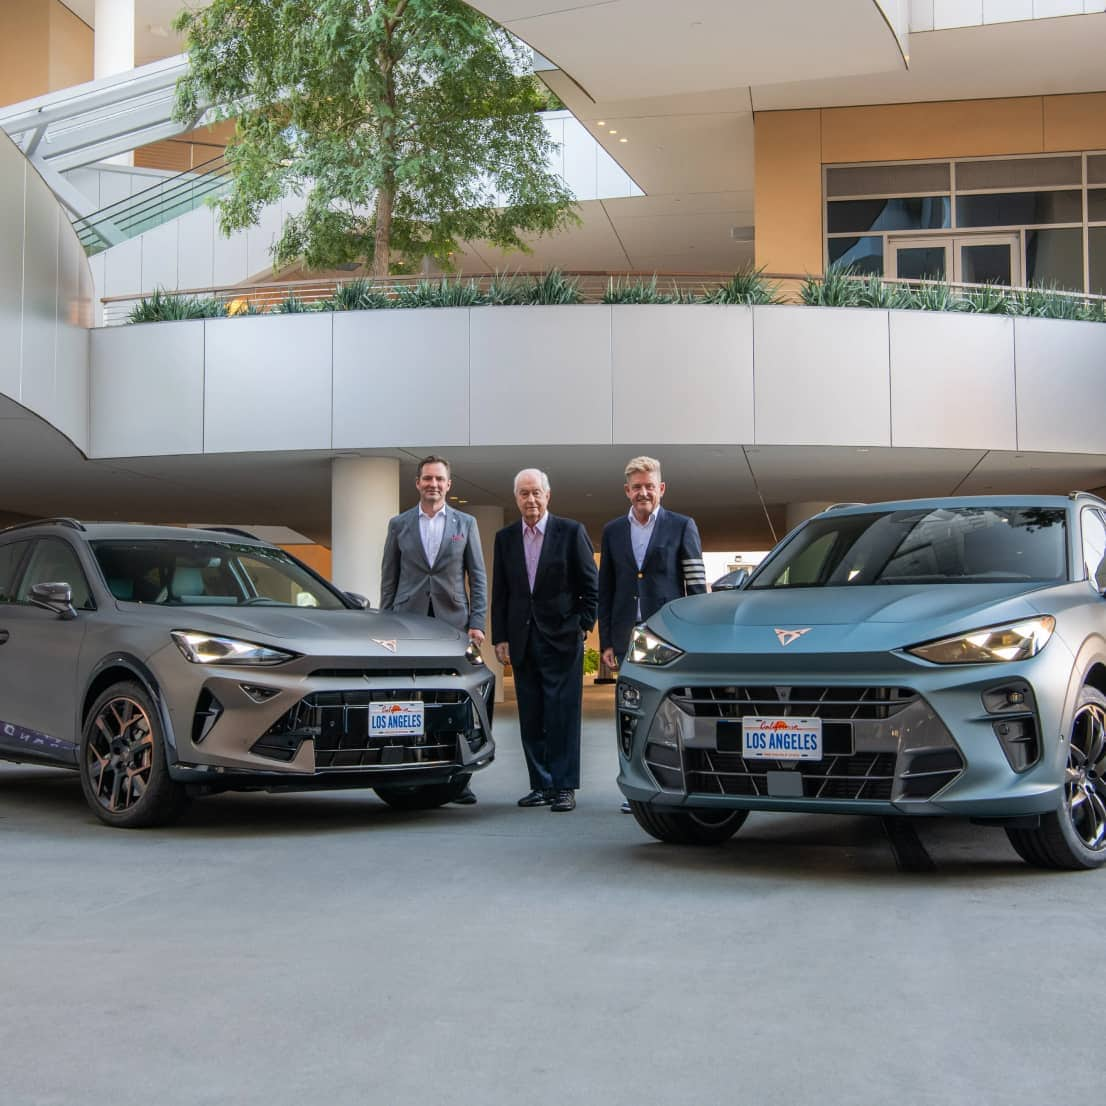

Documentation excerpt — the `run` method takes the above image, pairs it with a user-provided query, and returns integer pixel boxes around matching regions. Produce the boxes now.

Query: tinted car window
[751,507,1068,589]
[0,540,30,603]
[91,540,348,609]
[1082,508,1106,590]
[16,538,94,609]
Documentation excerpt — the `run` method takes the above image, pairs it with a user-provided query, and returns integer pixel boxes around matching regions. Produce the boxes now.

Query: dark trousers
[513,629,583,791]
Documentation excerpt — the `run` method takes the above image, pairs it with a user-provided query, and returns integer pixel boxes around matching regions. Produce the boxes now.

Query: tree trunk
[371,187,392,280]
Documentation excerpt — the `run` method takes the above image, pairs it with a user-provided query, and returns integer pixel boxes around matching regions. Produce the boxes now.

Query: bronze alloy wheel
[80,681,187,828]
[1065,699,1106,851]
[86,695,155,814]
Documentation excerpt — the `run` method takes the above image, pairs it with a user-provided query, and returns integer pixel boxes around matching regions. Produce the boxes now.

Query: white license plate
[742,717,823,762]
[369,701,425,738]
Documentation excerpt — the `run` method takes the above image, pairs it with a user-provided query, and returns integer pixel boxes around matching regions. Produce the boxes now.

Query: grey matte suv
[0,519,494,827]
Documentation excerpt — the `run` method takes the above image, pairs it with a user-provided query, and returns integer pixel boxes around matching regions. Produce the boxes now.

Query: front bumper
[616,646,1073,819]
[156,655,496,790]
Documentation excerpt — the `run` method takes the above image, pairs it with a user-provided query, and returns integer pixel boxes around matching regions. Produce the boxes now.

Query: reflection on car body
[617,495,1106,869]
[0,519,494,827]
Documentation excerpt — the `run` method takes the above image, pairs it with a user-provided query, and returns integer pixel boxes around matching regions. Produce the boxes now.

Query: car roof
[816,493,1104,517]
[0,519,273,547]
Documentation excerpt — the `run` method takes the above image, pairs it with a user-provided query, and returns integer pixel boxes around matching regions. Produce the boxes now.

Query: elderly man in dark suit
[491,468,598,813]
[598,456,706,810]
[381,455,487,804]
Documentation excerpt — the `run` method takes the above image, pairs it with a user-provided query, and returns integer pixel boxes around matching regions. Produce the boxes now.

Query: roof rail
[193,526,263,541]
[0,517,86,534]
[824,502,867,512]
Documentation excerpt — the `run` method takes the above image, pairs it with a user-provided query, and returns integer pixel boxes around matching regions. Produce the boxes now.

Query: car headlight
[905,616,1055,665]
[171,630,296,666]
[627,625,684,666]
[465,641,485,666]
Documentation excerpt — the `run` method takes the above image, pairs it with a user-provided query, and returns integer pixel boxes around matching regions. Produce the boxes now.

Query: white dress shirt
[419,506,447,566]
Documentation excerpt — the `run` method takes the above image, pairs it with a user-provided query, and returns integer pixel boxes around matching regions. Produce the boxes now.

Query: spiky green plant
[485,271,530,305]
[1081,298,1106,323]
[270,292,314,313]
[700,266,780,305]
[960,284,1010,314]
[602,275,675,304]
[799,267,861,307]
[1006,284,1087,319]
[904,281,964,312]
[526,269,582,305]
[127,288,226,323]
[433,277,487,306]
[854,275,911,309]
[329,279,374,310]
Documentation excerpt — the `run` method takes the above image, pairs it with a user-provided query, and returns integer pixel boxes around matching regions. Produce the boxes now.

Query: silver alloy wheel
[85,696,155,814]
[1065,700,1106,850]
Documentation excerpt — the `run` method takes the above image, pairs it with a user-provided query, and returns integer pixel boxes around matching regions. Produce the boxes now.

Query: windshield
[91,540,349,609]
[749,507,1068,589]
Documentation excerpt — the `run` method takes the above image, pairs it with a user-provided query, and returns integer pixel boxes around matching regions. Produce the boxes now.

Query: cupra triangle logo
[774,627,811,647]
[372,639,398,653]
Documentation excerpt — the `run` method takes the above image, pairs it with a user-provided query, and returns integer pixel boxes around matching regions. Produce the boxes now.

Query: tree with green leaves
[174,0,578,277]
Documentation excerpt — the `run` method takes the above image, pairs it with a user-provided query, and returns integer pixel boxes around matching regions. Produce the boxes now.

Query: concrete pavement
[0,682,1100,1105]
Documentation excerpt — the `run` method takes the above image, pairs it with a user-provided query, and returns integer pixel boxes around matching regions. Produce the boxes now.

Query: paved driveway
[0,684,1098,1105]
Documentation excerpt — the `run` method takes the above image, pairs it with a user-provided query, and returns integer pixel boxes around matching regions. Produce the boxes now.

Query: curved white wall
[89,304,1106,459]
[0,131,93,453]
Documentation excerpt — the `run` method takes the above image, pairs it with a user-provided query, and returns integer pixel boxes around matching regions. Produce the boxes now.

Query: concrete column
[94,0,135,166]
[94,0,135,79]
[469,504,505,703]
[785,501,837,532]
[331,457,399,605]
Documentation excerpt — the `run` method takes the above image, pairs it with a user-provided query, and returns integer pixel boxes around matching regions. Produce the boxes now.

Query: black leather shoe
[452,786,477,805]
[551,789,576,812]
[518,789,554,807]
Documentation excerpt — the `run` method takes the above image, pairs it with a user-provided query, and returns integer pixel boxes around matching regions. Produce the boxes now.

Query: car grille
[685,749,898,801]
[670,685,920,720]
[252,689,471,768]
[308,667,460,678]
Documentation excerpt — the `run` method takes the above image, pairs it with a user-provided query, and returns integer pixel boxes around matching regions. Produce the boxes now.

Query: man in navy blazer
[599,455,706,670]
[491,468,598,813]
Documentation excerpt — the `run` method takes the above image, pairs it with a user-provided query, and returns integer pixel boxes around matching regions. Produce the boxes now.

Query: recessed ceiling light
[597,120,606,126]
[609,129,618,135]
[619,137,627,143]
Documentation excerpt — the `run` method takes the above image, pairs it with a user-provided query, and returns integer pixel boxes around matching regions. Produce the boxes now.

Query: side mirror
[711,568,750,592]
[345,591,370,610]
[30,581,77,620]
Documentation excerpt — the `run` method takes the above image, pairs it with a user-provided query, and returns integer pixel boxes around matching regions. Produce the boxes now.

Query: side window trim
[0,540,33,604]
[15,537,96,611]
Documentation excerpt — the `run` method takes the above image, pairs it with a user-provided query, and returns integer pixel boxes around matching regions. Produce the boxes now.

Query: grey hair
[625,455,662,482]
[513,467,551,495]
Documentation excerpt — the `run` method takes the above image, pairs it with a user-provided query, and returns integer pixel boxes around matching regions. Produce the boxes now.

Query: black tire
[80,681,188,828]
[629,800,747,845]
[374,774,472,811]
[1006,685,1106,870]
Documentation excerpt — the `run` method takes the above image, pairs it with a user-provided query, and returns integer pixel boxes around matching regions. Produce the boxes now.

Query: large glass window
[91,540,348,609]
[825,152,1106,294]
[750,507,1068,589]
[0,540,30,604]
[827,197,949,234]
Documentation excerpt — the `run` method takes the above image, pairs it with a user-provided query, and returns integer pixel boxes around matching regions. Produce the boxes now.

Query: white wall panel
[934,0,983,25]
[203,314,333,453]
[87,252,105,326]
[245,203,282,280]
[140,219,179,291]
[910,0,936,28]
[91,321,204,457]
[102,236,142,298]
[1014,318,1106,452]
[983,0,1033,21]
[211,218,248,287]
[333,309,470,449]
[612,306,754,444]
[0,143,25,401]
[176,206,215,291]
[97,169,133,208]
[1033,0,1083,15]
[562,116,597,201]
[754,306,891,447]
[21,181,60,414]
[890,310,1016,449]
[470,307,612,445]
[54,322,89,452]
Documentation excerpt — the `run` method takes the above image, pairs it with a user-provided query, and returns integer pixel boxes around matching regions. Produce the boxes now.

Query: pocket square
[452,534,465,541]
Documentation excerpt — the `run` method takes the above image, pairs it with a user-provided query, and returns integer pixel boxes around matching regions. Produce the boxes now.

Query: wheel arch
[81,654,180,762]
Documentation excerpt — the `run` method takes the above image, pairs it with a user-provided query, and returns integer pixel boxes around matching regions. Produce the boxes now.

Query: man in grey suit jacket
[380,455,487,804]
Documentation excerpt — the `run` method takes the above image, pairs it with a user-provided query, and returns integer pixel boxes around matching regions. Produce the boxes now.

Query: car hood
[656,583,1055,656]
[120,603,466,651]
